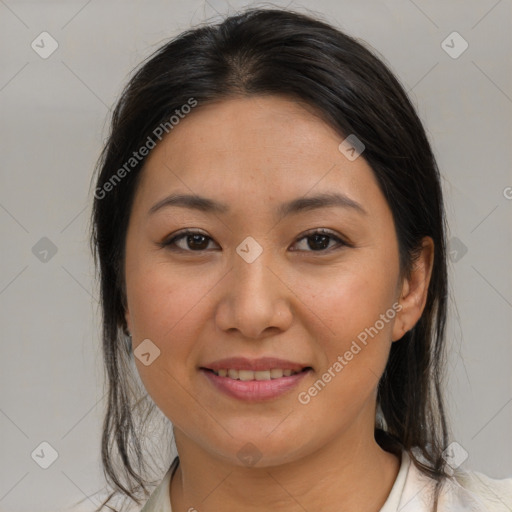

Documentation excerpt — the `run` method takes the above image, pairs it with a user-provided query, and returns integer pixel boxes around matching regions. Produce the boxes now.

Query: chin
[205,431,308,469]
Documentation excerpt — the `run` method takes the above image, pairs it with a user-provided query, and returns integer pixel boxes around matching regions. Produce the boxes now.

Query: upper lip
[201,357,311,372]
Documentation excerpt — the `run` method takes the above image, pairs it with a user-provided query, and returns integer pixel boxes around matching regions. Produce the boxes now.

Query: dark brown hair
[88,7,451,511]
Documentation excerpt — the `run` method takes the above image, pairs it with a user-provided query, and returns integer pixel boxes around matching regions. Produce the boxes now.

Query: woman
[89,7,512,512]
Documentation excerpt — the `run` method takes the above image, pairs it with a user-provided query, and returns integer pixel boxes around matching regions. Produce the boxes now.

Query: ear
[391,236,434,342]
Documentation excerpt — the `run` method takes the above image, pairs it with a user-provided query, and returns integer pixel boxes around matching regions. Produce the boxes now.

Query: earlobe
[391,237,434,342]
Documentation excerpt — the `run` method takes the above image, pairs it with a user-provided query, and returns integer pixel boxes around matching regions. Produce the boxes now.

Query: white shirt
[140,450,512,511]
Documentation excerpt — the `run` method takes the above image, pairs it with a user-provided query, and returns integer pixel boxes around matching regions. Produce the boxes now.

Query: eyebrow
[148,191,367,218]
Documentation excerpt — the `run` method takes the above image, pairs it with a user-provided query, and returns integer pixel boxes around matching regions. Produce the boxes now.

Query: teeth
[270,369,284,379]
[239,370,254,381]
[212,368,302,380]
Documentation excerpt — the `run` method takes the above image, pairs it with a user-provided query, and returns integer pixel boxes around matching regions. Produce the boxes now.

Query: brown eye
[160,228,349,254]
[291,229,347,252]
[162,230,218,252]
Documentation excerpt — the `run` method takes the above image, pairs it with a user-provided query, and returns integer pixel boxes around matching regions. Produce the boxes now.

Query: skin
[124,95,434,512]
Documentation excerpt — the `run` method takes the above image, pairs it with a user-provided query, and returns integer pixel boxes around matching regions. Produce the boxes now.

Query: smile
[200,366,312,401]
[209,368,305,380]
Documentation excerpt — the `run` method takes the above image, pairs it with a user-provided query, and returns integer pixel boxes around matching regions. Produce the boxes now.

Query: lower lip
[200,369,311,402]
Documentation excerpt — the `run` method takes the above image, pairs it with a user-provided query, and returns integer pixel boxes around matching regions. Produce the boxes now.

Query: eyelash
[160,228,350,254]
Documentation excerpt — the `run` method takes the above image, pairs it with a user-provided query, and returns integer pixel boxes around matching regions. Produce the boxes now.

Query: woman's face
[124,95,422,467]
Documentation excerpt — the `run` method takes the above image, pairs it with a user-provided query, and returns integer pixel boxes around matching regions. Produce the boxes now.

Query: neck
[169,427,401,512]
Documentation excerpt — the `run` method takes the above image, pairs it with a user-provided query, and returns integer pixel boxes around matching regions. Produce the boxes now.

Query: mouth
[201,367,312,380]
[199,357,313,401]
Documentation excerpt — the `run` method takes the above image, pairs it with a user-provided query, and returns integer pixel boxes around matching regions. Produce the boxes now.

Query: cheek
[127,263,215,425]
[300,263,398,342]
[125,260,212,385]
[126,249,213,338]
[295,261,398,393]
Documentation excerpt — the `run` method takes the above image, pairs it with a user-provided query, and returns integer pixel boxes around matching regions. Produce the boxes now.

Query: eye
[291,229,348,252]
[160,228,349,253]
[161,229,219,252]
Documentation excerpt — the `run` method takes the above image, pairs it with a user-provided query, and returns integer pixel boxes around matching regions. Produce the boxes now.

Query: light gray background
[1,1,511,511]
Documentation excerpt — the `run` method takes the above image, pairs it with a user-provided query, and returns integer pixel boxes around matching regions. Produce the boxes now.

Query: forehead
[149,96,338,160]
[136,96,381,211]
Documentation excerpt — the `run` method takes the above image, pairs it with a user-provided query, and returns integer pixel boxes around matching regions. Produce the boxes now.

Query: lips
[200,357,313,401]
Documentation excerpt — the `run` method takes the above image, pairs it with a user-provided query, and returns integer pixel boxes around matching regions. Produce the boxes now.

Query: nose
[214,247,293,339]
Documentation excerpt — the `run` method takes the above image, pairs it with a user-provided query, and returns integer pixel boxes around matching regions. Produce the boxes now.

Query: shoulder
[442,467,512,511]
[140,457,179,512]
[402,450,512,511]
